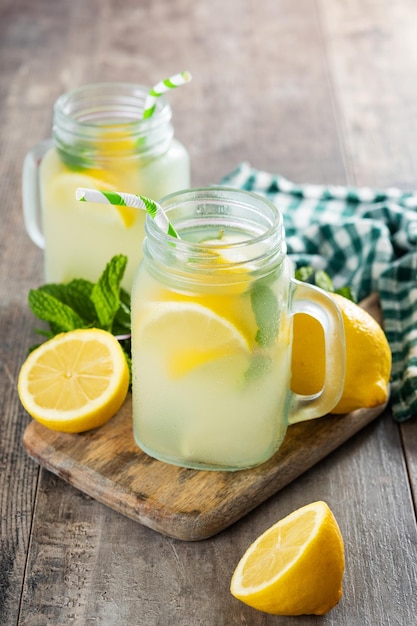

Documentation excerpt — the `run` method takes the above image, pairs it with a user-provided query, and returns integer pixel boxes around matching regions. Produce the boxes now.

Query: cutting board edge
[22,402,387,541]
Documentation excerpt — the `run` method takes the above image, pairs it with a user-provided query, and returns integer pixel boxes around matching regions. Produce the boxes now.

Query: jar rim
[154,186,283,241]
[144,186,286,282]
[52,82,174,159]
[54,82,171,127]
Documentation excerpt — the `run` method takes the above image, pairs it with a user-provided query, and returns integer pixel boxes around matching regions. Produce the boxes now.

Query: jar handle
[22,139,53,249]
[288,279,346,424]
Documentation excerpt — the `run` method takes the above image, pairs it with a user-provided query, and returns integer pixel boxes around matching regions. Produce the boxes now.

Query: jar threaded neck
[52,83,174,162]
[144,187,286,289]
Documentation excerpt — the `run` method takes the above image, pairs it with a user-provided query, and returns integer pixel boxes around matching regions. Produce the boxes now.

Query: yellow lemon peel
[18,328,129,433]
[291,292,391,413]
[230,501,345,616]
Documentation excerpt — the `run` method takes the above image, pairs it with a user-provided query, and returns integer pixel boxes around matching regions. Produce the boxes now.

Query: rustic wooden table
[1,0,417,624]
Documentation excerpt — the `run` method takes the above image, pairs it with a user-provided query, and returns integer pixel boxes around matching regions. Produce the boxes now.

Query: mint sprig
[245,266,355,384]
[57,146,95,172]
[244,352,272,383]
[28,255,132,382]
[90,255,128,329]
[243,281,280,384]
[250,282,280,348]
[295,265,356,302]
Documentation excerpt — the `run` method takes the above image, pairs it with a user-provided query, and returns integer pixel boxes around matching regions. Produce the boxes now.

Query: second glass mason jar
[22,82,190,290]
[131,187,346,471]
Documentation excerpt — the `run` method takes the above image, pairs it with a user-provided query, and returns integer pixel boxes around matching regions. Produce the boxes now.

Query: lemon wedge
[230,501,345,616]
[18,329,129,433]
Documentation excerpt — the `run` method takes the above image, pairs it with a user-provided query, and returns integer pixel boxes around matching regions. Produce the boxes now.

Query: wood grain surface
[1,0,417,624]
[22,397,387,541]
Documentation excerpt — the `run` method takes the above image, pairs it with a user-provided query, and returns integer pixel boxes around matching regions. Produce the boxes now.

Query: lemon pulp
[18,328,129,433]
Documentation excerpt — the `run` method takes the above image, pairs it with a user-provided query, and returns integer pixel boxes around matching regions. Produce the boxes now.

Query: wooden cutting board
[22,399,387,541]
[22,294,388,541]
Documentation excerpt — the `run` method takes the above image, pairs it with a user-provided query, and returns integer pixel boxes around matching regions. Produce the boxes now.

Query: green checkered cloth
[221,162,417,422]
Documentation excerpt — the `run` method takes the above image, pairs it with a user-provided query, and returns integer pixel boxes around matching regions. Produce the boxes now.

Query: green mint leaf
[112,288,131,336]
[294,266,315,283]
[250,282,279,347]
[90,255,128,330]
[38,280,97,324]
[27,255,132,387]
[296,265,357,302]
[36,282,71,303]
[28,289,86,333]
[57,147,95,172]
[64,278,97,323]
[314,270,335,293]
[244,352,272,383]
[33,328,54,339]
[28,343,43,353]
[335,286,357,302]
[295,266,335,291]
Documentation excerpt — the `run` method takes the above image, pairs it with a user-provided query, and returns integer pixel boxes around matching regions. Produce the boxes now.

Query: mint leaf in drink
[244,352,272,383]
[250,282,279,348]
[57,146,95,172]
[90,255,128,330]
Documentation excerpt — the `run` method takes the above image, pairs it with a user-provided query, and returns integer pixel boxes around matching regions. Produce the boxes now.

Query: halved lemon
[18,329,129,433]
[133,301,251,378]
[230,501,345,615]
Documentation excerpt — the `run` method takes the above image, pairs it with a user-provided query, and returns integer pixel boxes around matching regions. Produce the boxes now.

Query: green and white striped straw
[143,70,192,119]
[75,188,180,238]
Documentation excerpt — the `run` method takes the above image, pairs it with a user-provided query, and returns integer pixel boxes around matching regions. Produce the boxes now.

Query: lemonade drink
[39,135,189,289]
[23,83,190,290]
[132,190,283,470]
[132,236,292,470]
[131,188,346,471]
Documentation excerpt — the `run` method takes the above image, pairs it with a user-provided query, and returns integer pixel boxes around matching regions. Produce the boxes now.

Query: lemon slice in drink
[230,501,345,616]
[133,301,251,378]
[18,329,129,433]
[48,170,137,228]
[204,232,267,265]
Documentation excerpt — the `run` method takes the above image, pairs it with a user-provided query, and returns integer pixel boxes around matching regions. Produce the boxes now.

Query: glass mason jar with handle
[22,82,190,290]
[131,187,346,471]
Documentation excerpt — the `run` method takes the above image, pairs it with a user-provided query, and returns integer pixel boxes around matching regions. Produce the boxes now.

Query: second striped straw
[143,71,192,119]
[75,188,180,238]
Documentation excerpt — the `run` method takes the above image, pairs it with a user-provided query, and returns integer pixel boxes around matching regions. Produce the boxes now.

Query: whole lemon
[291,292,391,414]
